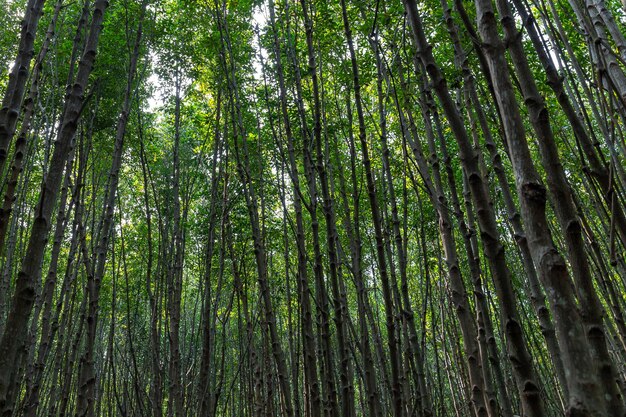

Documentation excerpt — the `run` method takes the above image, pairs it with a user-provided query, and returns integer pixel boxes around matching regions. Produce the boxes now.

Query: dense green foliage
[1,0,626,416]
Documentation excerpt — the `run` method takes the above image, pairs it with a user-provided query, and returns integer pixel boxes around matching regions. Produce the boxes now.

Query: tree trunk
[0,1,108,414]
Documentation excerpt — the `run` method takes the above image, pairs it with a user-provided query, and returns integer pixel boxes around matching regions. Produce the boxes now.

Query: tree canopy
[1,0,626,416]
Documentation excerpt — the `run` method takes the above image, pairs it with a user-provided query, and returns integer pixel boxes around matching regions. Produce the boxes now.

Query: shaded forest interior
[3,0,626,415]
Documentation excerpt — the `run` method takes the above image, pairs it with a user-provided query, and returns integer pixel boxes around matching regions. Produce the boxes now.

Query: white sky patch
[145,48,169,112]
[535,23,564,71]
[251,4,269,82]
[144,6,269,111]
[548,46,564,71]
[146,71,164,111]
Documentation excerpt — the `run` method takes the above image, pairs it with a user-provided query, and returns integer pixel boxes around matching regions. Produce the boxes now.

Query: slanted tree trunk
[165,70,185,417]
[472,0,611,413]
[75,7,144,415]
[340,2,405,415]
[401,1,545,415]
[0,1,109,414]
[216,4,296,415]
[0,0,46,178]
[493,0,624,412]
[265,2,322,416]
[336,90,384,417]
[295,1,339,414]
[399,63,490,417]
[0,0,63,257]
